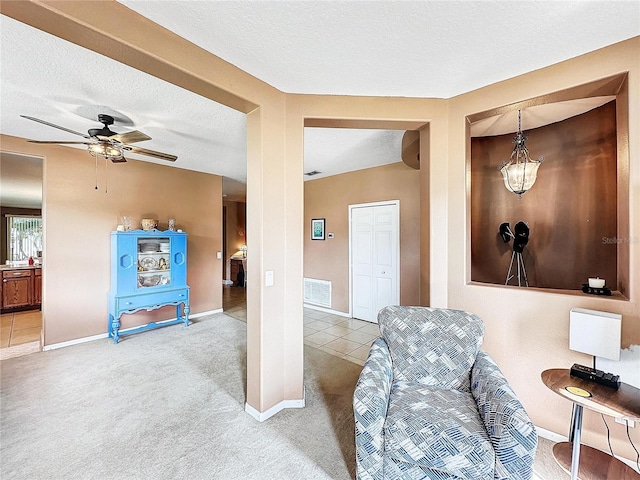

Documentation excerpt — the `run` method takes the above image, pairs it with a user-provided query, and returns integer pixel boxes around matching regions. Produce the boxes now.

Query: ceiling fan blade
[109,130,151,144]
[122,145,177,162]
[26,140,90,145]
[21,115,89,138]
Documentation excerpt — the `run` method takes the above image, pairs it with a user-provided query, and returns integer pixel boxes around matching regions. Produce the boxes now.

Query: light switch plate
[265,270,274,287]
[216,251,222,259]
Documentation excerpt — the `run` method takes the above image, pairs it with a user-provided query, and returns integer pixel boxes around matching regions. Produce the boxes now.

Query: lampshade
[500,161,541,195]
[569,308,621,361]
[499,110,543,197]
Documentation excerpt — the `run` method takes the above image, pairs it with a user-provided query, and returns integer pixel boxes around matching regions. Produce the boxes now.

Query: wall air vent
[303,278,331,308]
[305,170,321,176]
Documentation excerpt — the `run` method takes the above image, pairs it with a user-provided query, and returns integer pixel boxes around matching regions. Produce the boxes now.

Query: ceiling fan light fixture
[21,113,175,163]
[88,142,123,161]
[499,110,543,198]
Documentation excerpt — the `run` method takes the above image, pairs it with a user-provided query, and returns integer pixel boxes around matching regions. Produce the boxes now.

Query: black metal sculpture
[499,221,530,287]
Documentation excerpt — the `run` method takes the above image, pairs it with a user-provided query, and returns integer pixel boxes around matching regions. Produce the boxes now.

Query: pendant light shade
[499,110,543,197]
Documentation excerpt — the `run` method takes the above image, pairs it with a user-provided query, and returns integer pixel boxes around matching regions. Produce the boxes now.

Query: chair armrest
[353,337,393,480]
[471,351,538,480]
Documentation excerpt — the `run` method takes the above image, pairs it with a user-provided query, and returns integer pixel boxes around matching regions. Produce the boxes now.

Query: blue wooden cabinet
[108,229,190,343]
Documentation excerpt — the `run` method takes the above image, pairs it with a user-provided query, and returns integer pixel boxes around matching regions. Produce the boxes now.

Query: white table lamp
[569,308,621,367]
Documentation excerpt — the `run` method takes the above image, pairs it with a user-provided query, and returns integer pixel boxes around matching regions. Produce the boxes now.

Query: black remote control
[570,363,620,390]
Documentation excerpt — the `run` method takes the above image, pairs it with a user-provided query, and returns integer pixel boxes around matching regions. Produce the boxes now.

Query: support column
[244,104,305,420]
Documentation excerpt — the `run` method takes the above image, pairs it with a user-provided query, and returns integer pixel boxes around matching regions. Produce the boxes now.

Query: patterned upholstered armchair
[353,306,537,480]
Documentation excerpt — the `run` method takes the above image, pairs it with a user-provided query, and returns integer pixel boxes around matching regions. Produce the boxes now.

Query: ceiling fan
[21,113,177,163]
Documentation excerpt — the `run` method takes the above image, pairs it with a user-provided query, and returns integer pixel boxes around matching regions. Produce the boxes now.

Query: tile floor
[0,309,42,348]
[302,308,378,365]
[222,286,377,365]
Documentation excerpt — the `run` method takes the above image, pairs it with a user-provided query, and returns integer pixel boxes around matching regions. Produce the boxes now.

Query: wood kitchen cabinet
[33,268,42,305]
[1,267,41,311]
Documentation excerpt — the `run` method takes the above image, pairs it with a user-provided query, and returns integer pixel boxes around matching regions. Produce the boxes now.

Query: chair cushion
[379,306,484,391]
[384,382,495,480]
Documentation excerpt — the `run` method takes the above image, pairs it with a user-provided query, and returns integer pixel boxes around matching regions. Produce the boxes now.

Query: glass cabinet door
[137,237,171,288]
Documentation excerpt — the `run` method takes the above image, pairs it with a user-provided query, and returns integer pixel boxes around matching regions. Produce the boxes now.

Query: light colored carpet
[1,312,563,479]
[533,437,568,480]
[1,313,360,480]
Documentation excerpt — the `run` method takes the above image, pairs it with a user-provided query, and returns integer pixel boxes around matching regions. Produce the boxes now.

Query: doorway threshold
[0,340,41,360]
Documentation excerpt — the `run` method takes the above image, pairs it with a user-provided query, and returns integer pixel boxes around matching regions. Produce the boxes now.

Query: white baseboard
[43,332,108,351]
[535,424,639,473]
[245,388,306,422]
[303,304,351,318]
[535,425,568,443]
[190,308,222,318]
[43,310,221,351]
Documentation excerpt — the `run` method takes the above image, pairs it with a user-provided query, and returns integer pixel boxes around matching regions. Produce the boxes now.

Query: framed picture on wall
[311,218,325,240]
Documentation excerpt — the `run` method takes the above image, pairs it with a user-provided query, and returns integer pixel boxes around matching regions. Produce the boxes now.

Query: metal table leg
[569,403,583,480]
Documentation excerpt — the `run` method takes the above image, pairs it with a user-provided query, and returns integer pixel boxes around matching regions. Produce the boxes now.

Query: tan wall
[1,134,223,345]
[448,38,640,458]
[304,162,421,313]
[231,201,247,253]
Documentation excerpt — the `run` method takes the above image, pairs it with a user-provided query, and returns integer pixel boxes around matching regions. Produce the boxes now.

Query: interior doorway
[222,200,247,288]
[0,151,44,359]
[349,200,400,323]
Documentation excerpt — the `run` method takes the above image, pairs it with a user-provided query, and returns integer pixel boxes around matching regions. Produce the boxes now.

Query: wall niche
[468,73,629,298]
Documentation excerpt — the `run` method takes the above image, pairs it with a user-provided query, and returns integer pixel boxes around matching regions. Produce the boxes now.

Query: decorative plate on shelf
[139,241,160,253]
[138,274,162,287]
[139,257,157,271]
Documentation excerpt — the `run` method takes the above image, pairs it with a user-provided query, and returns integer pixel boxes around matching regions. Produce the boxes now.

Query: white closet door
[351,202,399,323]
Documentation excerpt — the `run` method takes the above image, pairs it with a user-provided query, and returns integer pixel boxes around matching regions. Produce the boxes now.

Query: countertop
[0,264,42,271]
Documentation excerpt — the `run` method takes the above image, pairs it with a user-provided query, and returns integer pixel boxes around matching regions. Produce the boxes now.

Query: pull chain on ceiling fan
[94,155,111,193]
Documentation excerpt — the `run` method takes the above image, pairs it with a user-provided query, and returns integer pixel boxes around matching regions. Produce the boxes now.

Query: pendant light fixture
[499,110,543,197]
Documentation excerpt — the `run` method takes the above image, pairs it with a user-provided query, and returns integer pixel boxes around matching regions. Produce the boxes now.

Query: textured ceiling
[1,1,639,205]
[304,129,404,181]
[0,14,248,200]
[119,0,639,98]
